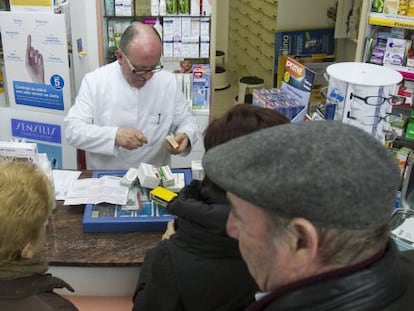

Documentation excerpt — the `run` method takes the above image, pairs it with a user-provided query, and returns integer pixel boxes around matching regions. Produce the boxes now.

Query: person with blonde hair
[0,161,77,310]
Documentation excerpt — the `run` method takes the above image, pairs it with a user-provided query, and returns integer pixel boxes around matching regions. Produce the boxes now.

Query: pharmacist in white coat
[64,23,200,169]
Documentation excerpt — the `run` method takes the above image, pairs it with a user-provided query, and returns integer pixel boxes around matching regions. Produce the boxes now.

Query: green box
[405,120,414,141]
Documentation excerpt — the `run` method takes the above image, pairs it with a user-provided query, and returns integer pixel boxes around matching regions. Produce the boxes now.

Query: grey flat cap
[202,121,400,229]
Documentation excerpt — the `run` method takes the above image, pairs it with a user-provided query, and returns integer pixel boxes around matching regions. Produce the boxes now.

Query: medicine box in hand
[166,134,179,149]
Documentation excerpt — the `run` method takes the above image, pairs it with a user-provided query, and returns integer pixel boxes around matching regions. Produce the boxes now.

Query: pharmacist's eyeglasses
[350,93,405,106]
[347,111,404,126]
[123,52,163,76]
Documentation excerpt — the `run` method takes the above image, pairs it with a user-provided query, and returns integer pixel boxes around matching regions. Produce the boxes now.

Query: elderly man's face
[226,192,293,292]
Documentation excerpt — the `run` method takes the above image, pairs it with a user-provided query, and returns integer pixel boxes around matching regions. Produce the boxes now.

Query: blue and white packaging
[192,64,210,109]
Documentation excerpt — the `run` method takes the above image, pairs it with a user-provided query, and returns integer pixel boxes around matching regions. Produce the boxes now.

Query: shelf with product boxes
[103,0,214,111]
[386,102,414,187]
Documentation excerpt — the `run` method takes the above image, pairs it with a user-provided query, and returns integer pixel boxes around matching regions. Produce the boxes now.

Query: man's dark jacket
[246,241,414,311]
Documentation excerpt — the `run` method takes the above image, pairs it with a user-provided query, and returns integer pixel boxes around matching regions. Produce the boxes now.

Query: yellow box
[150,186,178,208]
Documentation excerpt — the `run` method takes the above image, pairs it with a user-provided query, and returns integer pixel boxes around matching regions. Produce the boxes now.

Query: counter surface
[46,171,163,267]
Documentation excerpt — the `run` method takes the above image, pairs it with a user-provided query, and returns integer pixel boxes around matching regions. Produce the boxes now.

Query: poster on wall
[0,11,71,114]
[0,107,77,169]
[9,0,54,13]
[11,118,63,169]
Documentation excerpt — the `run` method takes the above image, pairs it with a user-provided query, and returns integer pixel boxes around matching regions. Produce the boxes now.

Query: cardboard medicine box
[192,64,210,109]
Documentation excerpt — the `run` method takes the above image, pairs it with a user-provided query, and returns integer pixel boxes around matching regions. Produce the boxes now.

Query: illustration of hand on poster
[0,11,71,113]
[25,35,45,84]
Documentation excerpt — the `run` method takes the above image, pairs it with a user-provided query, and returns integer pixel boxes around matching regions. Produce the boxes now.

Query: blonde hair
[0,161,54,260]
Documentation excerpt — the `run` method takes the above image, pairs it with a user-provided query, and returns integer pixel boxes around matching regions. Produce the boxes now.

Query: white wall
[215,0,230,61]
[49,266,140,296]
[69,0,100,96]
[277,0,337,30]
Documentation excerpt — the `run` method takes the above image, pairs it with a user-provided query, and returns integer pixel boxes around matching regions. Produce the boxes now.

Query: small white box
[120,167,139,186]
[202,0,211,16]
[163,18,175,41]
[115,0,133,16]
[200,41,210,58]
[173,41,182,57]
[163,41,174,57]
[191,160,204,181]
[191,0,201,16]
[173,17,182,41]
[165,173,186,192]
[0,141,38,163]
[200,18,210,41]
[190,18,200,40]
[181,17,192,40]
[137,163,161,189]
[158,165,175,187]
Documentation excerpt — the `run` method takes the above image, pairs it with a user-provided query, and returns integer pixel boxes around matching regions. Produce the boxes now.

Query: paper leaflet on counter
[63,175,129,206]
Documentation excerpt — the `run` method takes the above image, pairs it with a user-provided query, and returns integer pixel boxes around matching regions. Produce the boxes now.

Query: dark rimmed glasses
[123,52,163,76]
[350,93,406,106]
[347,111,404,126]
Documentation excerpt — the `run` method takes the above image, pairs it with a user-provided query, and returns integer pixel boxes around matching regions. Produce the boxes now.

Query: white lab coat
[64,61,200,169]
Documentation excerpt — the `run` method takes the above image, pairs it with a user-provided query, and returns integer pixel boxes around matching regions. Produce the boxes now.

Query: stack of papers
[63,176,129,206]
[53,170,82,200]
[52,170,129,206]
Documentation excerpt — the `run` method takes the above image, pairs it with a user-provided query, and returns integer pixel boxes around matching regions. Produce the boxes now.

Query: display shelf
[384,64,414,81]
[368,12,414,30]
[101,0,216,112]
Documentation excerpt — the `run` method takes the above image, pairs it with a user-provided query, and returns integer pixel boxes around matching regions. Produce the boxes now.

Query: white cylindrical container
[325,62,403,142]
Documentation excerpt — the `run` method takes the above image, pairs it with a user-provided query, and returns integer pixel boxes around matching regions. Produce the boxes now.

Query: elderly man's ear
[285,218,320,274]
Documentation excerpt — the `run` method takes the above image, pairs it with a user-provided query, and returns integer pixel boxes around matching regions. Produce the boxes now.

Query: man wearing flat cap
[202,121,414,310]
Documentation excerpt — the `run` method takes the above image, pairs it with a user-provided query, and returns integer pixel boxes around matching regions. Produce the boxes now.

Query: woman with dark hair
[133,105,289,311]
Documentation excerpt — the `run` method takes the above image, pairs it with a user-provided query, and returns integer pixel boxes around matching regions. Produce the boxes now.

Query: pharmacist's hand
[25,35,45,84]
[166,132,189,155]
[162,221,176,240]
[115,128,148,150]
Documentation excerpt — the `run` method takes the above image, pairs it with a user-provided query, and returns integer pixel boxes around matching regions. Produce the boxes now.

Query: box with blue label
[82,168,192,233]
[192,64,210,110]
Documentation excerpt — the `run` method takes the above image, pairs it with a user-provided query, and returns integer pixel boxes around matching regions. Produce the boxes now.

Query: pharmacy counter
[45,170,163,296]
[46,203,163,266]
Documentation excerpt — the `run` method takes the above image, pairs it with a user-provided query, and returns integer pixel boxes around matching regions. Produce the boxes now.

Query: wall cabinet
[228,0,276,87]
[100,0,216,109]
[227,0,337,88]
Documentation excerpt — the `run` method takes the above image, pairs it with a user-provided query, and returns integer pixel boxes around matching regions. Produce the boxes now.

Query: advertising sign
[0,11,71,114]
[10,0,54,13]
[11,118,63,169]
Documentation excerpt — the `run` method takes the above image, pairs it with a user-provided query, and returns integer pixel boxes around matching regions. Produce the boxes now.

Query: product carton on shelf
[192,64,210,110]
